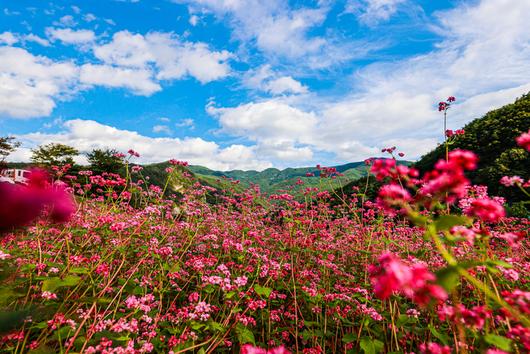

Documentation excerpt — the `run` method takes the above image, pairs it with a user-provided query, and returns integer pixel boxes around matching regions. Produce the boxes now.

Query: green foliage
[415,92,530,202]
[30,143,79,167]
[86,148,125,174]
[0,136,21,164]
[359,337,384,354]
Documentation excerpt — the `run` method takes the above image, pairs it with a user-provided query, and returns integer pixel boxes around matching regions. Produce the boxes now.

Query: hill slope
[415,92,530,201]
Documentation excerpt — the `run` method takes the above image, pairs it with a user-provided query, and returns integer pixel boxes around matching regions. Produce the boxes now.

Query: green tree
[31,143,79,167]
[414,92,530,202]
[86,148,125,174]
[0,136,21,164]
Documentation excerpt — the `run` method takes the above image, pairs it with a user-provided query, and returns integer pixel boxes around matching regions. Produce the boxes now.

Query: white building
[0,169,30,185]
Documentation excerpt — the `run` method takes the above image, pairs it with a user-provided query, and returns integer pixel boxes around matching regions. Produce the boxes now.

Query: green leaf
[359,337,384,354]
[207,321,225,333]
[42,275,81,292]
[69,267,89,274]
[434,215,471,231]
[0,309,30,334]
[484,334,512,352]
[342,333,357,344]
[428,324,449,345]
[435,266,461,292]
[235,323,255,345]
[253,284,272,298]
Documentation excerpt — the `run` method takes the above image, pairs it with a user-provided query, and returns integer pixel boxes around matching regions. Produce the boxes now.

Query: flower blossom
[0,169,75,233]
[369,252,447,306]
[516,129,530,151]
[241,344,290,354]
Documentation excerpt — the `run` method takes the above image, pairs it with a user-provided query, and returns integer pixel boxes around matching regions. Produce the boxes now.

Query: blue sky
[1,0,529,170]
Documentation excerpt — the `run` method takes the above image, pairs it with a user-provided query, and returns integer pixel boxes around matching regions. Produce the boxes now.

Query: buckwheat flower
[241,345,290,354]
[486,350,509,354]
[234,276,248,288]
[41,291,58,300]
[377,184,411,214]
[419,342,452,354]
[466,198,505,223]
[369,252,412,299]
[127,149,140,157]
[500,175,524,187]
[516,129,530,151]
[0,169,75,232]
[0,250,11,260]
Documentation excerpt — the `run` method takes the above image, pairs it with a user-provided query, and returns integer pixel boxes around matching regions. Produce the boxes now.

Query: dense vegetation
[1,128,529,352]
[338,93,530,212]
[415,93,530,202]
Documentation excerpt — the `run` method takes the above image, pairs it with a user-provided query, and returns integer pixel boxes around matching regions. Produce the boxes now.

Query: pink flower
[419,342,452,354]
[500,175,524,187]
[0,169,75,232]
[241,345,290,354]
[369,253,446,305]
[516,129,530,151]
[41,291,58,300]
[377,184,411,214]
[466,198,505,223]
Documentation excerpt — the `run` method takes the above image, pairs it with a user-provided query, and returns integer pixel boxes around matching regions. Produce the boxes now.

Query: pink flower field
[0,132,529,353]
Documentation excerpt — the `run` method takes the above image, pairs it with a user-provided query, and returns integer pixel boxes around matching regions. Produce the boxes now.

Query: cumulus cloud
[93,31,232,83]
[207,99,317,163]
[46,27,96,44]
[79,64,161,96]
[0,29,232,118]
[345,0,408,26]
[11,119,272,170]
[0,31,18,45]
[209,0,530,164]
[152,124,172,134]
[243,64,308,95]
[179,0,364,68]
[0,46,78,118]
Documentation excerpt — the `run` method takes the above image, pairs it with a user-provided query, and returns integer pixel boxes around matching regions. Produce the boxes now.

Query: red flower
[516,129,530,152]
[466,198,505,223]
[0,169,75,232]
[241,345,290,354]
[447,96,456,102]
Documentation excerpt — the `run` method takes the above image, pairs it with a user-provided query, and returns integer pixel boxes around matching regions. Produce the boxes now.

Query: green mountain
[141,161,373,196]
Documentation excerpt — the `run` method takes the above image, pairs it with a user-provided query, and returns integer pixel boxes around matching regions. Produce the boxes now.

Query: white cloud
[345,0,408,26]
[0,31,18,45]
[24,34,50,46]
[243,64,308,95]
[79,64,161,96]
[208,99,317,163]
[83,13,97,22]
[55,15,77,27]
[152,124,172,134]
[93,30,232,83]
[179,0,360,67]
[266,76,308,95]
[12,119,272,170]
[46,27,96,44]
[0,46,78,118]
[189,14,199,26]
[175,118,195,128]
